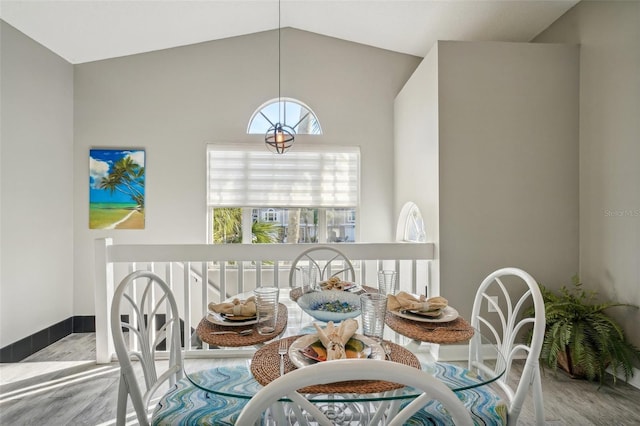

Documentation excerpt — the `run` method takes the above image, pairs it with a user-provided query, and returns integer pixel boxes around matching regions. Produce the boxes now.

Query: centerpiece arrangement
[297,288,361,322]
[295,276,361,322]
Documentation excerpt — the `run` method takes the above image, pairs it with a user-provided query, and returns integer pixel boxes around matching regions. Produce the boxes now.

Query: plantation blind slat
[207,144,360,208]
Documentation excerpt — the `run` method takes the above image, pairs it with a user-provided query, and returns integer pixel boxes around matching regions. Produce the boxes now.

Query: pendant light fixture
[265,0,295,154]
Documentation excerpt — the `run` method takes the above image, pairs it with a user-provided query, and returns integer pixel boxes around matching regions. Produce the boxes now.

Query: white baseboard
[608,366,640,390]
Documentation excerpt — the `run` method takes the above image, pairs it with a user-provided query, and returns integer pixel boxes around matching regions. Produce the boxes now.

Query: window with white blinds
[207,144,360,208]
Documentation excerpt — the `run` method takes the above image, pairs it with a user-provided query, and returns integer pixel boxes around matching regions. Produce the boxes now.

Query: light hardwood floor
[1,333,639,425]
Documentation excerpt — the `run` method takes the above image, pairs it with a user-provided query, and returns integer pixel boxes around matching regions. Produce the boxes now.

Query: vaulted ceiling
[0,0,579,64]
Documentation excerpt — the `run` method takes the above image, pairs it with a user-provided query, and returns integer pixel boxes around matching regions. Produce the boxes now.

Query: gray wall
[395,40,580,320]
[73,28,421,314]
[535,1,640,349]
[394,43,441,295]
[0,22,74,346]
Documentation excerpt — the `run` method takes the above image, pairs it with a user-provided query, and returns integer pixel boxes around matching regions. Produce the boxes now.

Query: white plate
[389,305,459,323]
[205,312,258,327]
[288,333,385,369]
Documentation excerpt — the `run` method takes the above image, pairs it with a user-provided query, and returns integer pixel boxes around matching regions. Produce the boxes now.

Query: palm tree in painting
[98,156,145,210]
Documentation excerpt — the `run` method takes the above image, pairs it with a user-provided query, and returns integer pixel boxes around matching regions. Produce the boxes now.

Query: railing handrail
[104,242,434,263]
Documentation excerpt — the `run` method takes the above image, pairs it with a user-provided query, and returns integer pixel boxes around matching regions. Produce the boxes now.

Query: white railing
[94,238,435,363]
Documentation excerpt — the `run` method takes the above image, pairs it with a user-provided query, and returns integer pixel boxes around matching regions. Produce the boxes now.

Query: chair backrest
[235,359,473,426]
[110,270,183,426]
[288,246,356,288]
[468,267,545,425]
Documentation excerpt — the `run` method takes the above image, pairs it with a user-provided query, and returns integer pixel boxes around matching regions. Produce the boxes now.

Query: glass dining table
[184,288,506,423]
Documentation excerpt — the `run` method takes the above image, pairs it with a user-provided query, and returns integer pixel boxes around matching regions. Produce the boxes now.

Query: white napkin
[313,318,359,360]
[208,297,256,316]
[387,292,448,314]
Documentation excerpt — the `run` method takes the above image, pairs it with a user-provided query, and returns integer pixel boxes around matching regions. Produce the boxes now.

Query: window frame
[247,97,323,136]
[396,202,426,242]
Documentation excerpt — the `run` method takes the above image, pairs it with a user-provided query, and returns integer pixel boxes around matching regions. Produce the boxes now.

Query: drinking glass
[377,270,397,295]
[253,287,279,335]
[300,265,319,291]
[360,293,388,340]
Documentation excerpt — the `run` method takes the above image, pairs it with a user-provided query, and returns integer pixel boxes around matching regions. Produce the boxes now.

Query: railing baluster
[200,261,208,314]
[94,238,114,363]
[183,262,194,350]
[220,262,226,301]
[148,262,157,359]
[128,262,138,353]
[426,260,431,298]
[165,263,175,353]
[96,240,434,362]
[256,261,262,288]
[411,259,417,294]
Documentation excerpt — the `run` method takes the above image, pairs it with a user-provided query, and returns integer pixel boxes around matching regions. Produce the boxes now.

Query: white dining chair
[111,270,250,425]
[404,268,544,425]
[468,267,546,425]
[235,358,473,425]
[288,246,356,288]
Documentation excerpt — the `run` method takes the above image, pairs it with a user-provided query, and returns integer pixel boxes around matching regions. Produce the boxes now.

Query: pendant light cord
[278,0,281,125]
[264,0,294,154]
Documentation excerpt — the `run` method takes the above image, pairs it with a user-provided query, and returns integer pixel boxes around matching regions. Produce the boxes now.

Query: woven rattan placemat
[385,313,474,344]
[197,303,287,347]
[250,335,421,394]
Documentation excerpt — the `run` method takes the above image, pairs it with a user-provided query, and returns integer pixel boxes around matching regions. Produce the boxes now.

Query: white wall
[73,28,421,314]
[535,1,640,348]
[0,22,74,346]
[394,40,580,319]
[394,43,441,295]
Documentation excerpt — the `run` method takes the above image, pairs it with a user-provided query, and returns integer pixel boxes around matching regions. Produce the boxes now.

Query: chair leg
[269,401,288,424]
[371,389,402,424]
[116,375,128,426]
[532,367,545,426]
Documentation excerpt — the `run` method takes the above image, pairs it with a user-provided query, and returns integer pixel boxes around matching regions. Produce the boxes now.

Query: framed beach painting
[89,149,145,229]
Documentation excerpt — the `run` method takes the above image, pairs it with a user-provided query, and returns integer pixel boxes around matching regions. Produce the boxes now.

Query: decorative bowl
[297,291,362,322]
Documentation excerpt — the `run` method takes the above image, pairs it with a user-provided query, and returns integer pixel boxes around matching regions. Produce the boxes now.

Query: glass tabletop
[184,289,506,403]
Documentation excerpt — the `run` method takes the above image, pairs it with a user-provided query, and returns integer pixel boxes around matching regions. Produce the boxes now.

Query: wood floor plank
[516,363,640,425]
[1,333,639,425]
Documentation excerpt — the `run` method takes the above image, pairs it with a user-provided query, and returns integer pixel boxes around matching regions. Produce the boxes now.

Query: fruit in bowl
[297,291,361,322]
[319,276,356,291]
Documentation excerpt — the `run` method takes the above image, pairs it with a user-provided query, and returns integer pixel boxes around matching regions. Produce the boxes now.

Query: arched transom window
[396,202,426,242]
[247,98,322,135]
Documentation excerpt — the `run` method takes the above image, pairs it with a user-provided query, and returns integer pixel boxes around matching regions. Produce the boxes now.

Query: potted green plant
[526,276,640,385]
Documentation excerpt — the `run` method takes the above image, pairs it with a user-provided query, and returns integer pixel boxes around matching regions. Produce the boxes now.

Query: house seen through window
[213,207,356,244]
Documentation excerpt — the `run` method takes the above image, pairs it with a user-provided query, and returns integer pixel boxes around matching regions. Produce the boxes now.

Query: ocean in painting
[90,202,141,229]
[89,148,145,230]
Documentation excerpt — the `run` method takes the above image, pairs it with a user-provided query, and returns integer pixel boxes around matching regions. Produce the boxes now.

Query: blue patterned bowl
[297,291,362,322]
